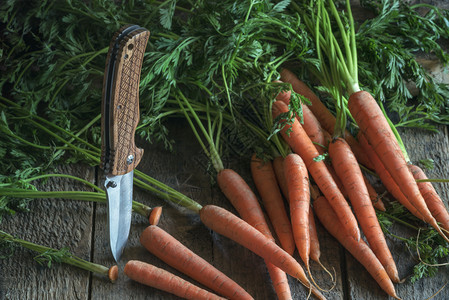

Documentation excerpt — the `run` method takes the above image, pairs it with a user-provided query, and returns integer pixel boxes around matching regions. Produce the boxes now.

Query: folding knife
[100,25,150,262]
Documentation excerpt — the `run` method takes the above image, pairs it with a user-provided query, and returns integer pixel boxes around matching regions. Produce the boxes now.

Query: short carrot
[328,137,400,283]
[149,206,163,226]
[217,168,294,299]
[349,92,449,243]
[313,195,400,299]
[199,205,325,300]
[408,163,449,234]
[284,153,311,270]
[140,225,253,300]
[279,68,372,169]
[250,154,296,255]
[124,260,226,300]
[272,100,360,241]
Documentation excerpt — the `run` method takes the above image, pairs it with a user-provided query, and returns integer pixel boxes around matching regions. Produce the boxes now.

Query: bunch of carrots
[124,2,449,298]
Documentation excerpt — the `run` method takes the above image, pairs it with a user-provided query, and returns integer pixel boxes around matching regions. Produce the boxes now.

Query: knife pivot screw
[106,181,117,188]
[127,154,134,165]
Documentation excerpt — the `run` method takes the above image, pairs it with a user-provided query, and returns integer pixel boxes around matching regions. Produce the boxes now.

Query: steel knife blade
[100,25,150,262]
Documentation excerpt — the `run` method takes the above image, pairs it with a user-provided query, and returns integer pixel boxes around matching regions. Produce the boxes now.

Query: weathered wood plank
[0,165,95,300]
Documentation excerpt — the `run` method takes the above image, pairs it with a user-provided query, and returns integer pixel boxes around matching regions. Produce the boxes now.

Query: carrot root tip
[108,265,119,283]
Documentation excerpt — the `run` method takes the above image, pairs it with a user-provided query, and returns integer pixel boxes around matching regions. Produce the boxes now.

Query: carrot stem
[0,230,116,282]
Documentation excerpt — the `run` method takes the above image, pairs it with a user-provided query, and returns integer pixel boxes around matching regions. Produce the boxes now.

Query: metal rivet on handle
[127,155,134,165]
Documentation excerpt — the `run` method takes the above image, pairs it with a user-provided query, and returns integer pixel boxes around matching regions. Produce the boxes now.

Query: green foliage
[34,247,72,268]
[357,0,449,130]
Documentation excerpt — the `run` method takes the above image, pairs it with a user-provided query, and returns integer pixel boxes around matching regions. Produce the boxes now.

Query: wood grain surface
[2,1,449,300]
[2,119,449,299]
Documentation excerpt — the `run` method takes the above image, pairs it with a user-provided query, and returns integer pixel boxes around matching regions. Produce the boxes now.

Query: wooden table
[1,118,449,300]
[2,1,449,299]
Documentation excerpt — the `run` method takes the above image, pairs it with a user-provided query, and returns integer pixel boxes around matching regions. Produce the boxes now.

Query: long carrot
[408,163,449,234]
[328,137,400,283]
[312,194,400,299]
[124,260,226,300]
[266,262,293,300]
[363,175,386,212]
[284,153,311,270]
[357,131,425,220]
[140,225,253,300]
[349,91,449,243]
[308,205,321,264]
[272,155,289,199]
[273,156,326,266]
[216,168,294,299]
[279,68,372,169]
[272,100,360,241]
[199,204,325,300]
[250,154,296,255]
[276,83,330,154]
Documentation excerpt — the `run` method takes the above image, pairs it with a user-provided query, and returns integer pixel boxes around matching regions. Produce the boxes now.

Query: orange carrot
[266,262,293,300]
[140,225,253,300]
[358,132,425,220]
[199,205,325,300]
[363,176,386,212]
[308,206,321,264]
[273,156,324,266]
[217,168,293,299]
[272,155,289,199]
[217,169,272,239]
[149,206,163,226]
[279,68,372,169]
[276,84,330,154]
[313,195,400,299]
[284,153,311,270]
[250,154,296,255]
[328,137,399,283]
[124,260,226,300]
[349,92,449,244]
[272,100,360,241]
[408,163,449,234]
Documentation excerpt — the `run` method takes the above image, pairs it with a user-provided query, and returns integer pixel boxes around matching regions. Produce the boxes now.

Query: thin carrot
[140,225,253,300]
[276,83,330,154]
[357,131,425,220]
[199,205,325,300]
[273,155,329,269]
[308,205,321,264]
[349,92,449,243]
[272,100,360,241]
[408,163,449,234]
[216,168,294,299]
[284,153,311,270]
[217,169,272,240]
[363,175,386,212]
[328,137,400,283]
[279,68,372,169]
[250,154,296,255]
[124,260,226,300]
[272,155,289,199]
[266,262,293,300]
[312,194,400,299]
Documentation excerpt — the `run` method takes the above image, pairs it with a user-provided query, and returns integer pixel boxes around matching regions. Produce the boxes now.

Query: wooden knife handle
[101,25,150,175]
